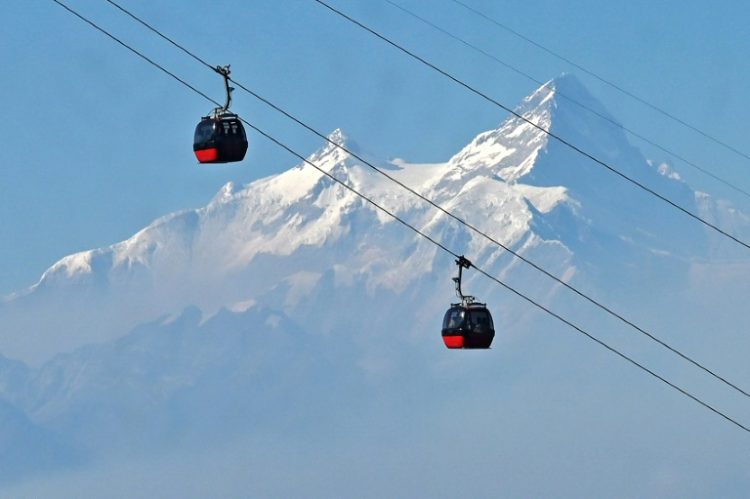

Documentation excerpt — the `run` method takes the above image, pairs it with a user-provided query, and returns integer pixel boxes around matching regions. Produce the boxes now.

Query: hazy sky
[3,0,750,296]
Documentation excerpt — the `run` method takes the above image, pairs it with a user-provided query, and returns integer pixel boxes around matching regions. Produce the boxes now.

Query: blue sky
[3,0,750,296]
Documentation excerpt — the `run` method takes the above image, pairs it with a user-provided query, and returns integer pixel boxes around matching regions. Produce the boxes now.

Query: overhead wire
[382,0,750,201]
[48,0,750,435]
[311,0,750,253]
[448,0,750,164]
[101,0,750,400]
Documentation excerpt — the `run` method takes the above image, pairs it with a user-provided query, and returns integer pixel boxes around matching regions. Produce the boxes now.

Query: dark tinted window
[469,309,494,329]
[194,120,216,144]
[442,308,465,329]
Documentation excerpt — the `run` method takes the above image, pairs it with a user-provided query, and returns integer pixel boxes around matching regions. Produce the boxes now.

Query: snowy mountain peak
[442,73,636,191]
[327,127,347,145]
[516,78,555,117]
[40,250,98,281]
[519,73,612,121]
[440,82,555,186]
[210,181,239,205]
[307,128,353,169]
[244,128,364,210]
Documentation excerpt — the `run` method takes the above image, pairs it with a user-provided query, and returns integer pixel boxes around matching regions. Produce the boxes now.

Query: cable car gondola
[193,65,248,164]
[441,256,495,349]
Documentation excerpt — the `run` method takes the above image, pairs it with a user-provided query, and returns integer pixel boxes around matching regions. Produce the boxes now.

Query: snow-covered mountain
[2,74,730,367]
[3,74,750,490]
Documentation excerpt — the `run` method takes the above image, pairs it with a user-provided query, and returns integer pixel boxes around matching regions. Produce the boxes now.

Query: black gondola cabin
[441,302,495,349]
[193,113,248,164]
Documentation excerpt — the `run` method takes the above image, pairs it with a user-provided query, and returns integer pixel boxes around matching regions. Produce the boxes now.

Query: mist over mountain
[3,75,750,495]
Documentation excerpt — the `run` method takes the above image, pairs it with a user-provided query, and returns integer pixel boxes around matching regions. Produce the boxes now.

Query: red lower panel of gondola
[443,335,464,349]
[195,148,219,163]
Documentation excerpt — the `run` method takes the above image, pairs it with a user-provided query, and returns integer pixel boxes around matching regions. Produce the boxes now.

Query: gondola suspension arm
[453,256,475,306]
[213,64,234,116]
